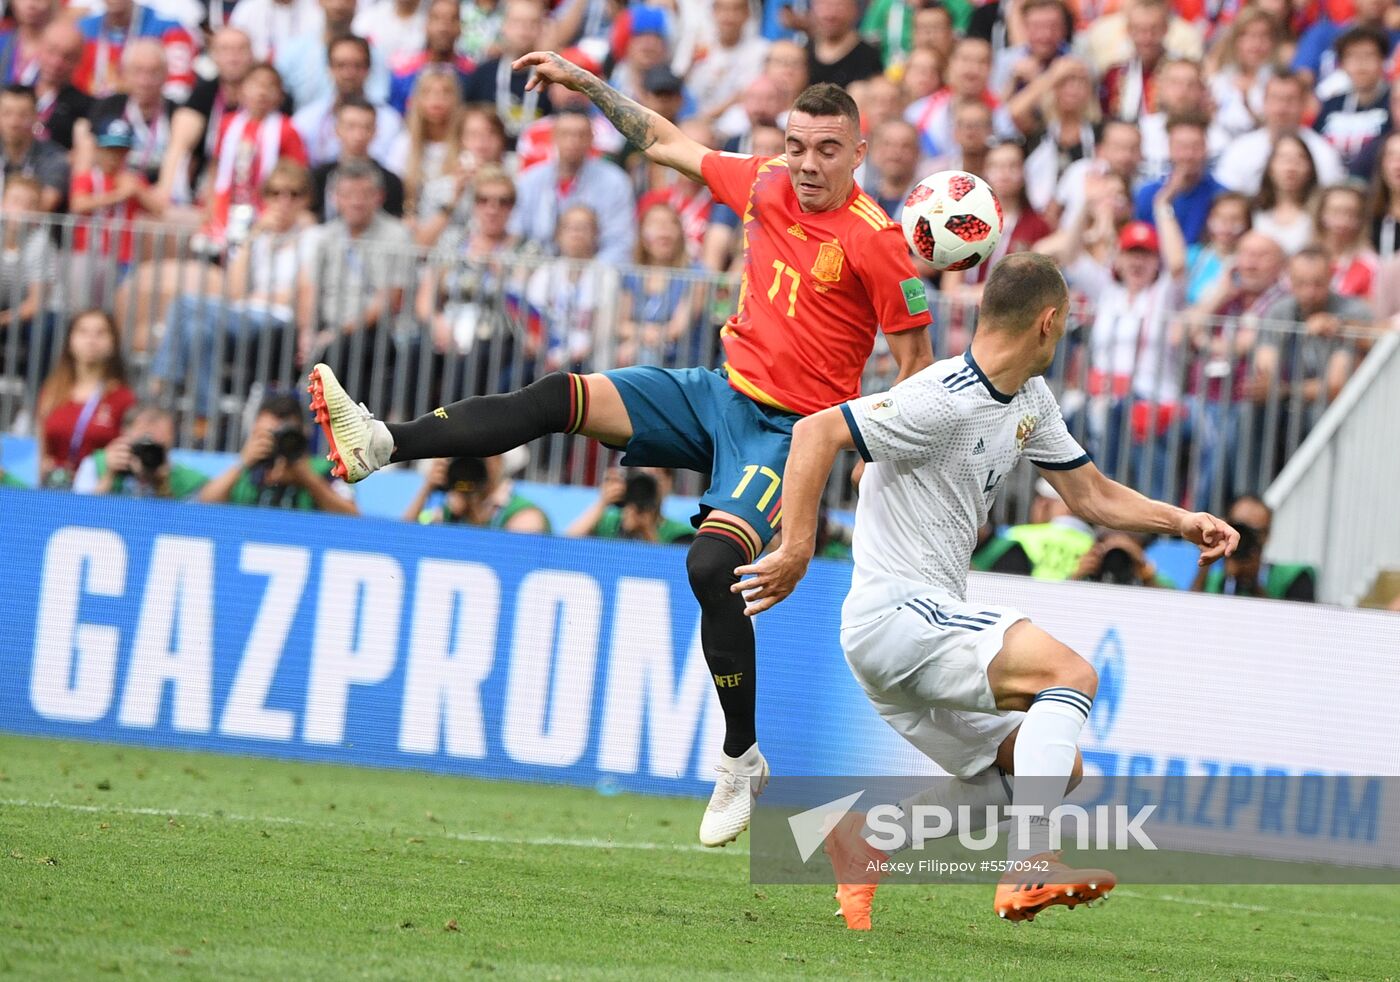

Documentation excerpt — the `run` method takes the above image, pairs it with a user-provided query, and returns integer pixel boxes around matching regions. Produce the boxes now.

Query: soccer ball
[901,170,1004,272]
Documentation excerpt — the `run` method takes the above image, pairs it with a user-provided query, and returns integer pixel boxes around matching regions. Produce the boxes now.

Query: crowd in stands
[3,0,1397,594]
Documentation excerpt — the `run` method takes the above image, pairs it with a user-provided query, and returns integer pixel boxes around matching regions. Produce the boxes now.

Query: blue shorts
[603,366,797,548]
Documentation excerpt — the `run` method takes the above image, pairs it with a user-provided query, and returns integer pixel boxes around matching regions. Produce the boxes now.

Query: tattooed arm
[513,50,709,182]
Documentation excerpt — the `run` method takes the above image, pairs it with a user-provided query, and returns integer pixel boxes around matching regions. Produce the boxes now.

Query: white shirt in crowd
[353,0,429,66]
[229,0,325,61]
[1215,126,1346,196]
[840,351,1090,623]
[685,34,770,121]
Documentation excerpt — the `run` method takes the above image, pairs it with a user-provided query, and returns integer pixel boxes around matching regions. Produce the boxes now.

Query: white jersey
[840,351,1088,625]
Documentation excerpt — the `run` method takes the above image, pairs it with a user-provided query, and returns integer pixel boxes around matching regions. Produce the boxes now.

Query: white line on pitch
[1114,889,1395,924]
[0,798,742,856]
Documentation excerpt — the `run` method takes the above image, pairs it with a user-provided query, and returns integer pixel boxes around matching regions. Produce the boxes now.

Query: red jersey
[71,168,149,264]
[700,151,930,416]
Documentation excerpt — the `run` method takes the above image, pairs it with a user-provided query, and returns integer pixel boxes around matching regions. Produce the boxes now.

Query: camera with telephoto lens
[266,423,308,464]
[127,437,167,475]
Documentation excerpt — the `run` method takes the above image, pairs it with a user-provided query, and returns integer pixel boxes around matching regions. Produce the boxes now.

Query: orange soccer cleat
[823,812,888,931]
[993,853,1116,923]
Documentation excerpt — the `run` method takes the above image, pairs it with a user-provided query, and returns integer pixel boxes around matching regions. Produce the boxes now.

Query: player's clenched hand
[512,51,594,93]
[1179,511,1239,566]
[731,548,810,616]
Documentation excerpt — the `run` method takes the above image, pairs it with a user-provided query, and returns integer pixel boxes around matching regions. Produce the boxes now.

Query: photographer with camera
[1191,494,1315,601]
[72,405,206,500]
[405,455,548,531]
[199,394,357,514]
[565,467,696,545]
[1071,530,1173,588]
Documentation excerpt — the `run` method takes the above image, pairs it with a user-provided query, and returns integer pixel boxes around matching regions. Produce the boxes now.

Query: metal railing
[0,211,1386,521]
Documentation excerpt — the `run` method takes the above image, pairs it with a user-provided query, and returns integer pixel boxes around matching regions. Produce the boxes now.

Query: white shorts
[840,594,1027,780]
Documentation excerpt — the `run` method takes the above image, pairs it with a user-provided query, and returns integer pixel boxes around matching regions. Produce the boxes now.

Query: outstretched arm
[1038,461,1239,567]
[513,50,709,182]
[731,408,855,615]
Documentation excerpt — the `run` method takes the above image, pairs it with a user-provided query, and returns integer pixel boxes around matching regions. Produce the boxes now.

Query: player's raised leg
[306,364,632,482]
[984,619,1115,921]
[690,508,770,847]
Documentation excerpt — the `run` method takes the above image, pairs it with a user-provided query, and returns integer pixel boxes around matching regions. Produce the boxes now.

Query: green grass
[1,734,1396,981]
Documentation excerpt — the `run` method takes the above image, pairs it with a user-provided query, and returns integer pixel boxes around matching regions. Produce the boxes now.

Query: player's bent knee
[686,534,743,602]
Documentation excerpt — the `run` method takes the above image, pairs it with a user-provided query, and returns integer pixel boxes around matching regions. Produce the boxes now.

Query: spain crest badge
[811,240,845,283]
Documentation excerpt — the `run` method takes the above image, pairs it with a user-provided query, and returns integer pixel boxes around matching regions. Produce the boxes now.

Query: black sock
[687,530,758,758]
[386,372,586,462]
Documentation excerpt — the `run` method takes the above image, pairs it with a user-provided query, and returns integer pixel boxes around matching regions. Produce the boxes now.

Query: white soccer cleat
[307,363,393,484]
[698,745,769,848]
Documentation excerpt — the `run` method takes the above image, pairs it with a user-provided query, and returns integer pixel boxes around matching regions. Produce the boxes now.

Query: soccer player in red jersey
[307,51,934,847]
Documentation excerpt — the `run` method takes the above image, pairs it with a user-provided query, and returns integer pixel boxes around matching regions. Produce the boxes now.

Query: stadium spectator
[68,116,166,308]
[0,84,69,212]
[413,103,505,246]
[387,67,464,220]
[1099,0,1172,120]
[293,34,404,167]
[970,521,1034,575]
[1367,131,1400,257]
[509,109,634,263]
[804,0,882,90]
[1314,25,1392,167]
[1344,81,1400,180]
[615,201,699,368]
[404,454,550,530]
[635,118,714,256]
[414,165,536,396]
[197,391,357,513]
[297,159,413,365]
[1006,56,1098,213]
[898,46,942,108]
[459,0,505,64]
[37,308,134,489]
[309,97,406,222]
[926,98,992,177]
[1134,112,1225,243]
[159,27,258,208]
[0,0,55,86]
[1004,478,1095,581]
[1206,6,1280,142]
[1215,72,1347,196]
[202,64,308,246]
[513,46,623,169]
[1072,531,1170,587]
[1255,246,1368,445]
[1292,0,1395,93]
[229,0,325,62]
[1038,169,1135,300]
[850,73,902,140]
[762,38,808,107]
[565,466,694,543]
[275,0,392,110]
[1251,134,1319,256]
[0,176,58,381]
[73,0,197,102]
[463,0,553,142]
[74,39,177,188]
[1136,57,1219,183]
[714,74,785,149]
[386,0,475,116]
[1180,191,1252,306]
[151,161,312,415]
[907,37,996,158]
[31,19,93,150]
[912,3,955,65]
[1315,182,1380,298]
[862,118,920,221]
[72,403,206,499]
[858,0,913,69]
[637,64,689,132]
[354,0,429,66]
[1191,493,1316,600]
[689,0,769,126]
[991,0,1071,100]
[1051,117,1141,227]
[942,141,1051,306]
[518,203,612,374]
[606,5,673,105]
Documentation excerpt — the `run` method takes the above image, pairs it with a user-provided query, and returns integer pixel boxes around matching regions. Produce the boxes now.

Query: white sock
[865,768,1012,854]
[1009,687,1092,861]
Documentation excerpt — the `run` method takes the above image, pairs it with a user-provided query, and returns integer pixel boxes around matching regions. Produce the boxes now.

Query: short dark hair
[1335,24,1388,61]
[327,34,372,66]
[1265,68,1307,94]
[1292,245,1331,266]
[1165,110,1211,135]
[335,158,384,190]
[244,62,284,92]
[0,83,36,105]
[791,83,860,132]
[336,94,376,117]
[622,472,660,513]
[980,253,1068,331]
[258,393,304,421]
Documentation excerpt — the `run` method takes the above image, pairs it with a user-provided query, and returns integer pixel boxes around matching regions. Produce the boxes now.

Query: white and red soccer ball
[901,170,1004,272]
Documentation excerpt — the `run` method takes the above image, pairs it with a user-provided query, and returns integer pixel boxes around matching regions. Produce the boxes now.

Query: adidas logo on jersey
[973,438,986,455]
[787,223,808,240]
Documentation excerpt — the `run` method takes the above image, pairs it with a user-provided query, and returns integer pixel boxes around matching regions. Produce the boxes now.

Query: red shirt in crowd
[71,168,150,264]
[700,150,930,416]
[42,384,136,474]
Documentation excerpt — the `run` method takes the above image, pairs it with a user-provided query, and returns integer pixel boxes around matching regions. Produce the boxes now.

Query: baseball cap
[445,456,489,494]
[1118,221,1160,253]
[95,116,134,150]
[629,5,669,40]
[643,65,683,95]
[559,46,602,78]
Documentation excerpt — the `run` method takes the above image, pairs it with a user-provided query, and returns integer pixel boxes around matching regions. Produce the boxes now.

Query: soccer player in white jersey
[733,253,1239,929]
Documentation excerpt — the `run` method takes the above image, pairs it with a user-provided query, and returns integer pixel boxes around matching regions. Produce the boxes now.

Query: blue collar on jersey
[963,349,1014,404]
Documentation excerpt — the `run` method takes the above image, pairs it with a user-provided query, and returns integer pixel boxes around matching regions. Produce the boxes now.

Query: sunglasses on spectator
[265,187,307,199]
[476,193,514,206]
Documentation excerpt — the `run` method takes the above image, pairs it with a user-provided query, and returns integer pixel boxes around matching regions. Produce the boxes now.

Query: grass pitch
[1,734,1396,981]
